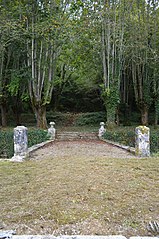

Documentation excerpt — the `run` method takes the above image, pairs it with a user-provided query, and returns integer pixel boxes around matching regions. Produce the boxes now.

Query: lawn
[0,154,159,237]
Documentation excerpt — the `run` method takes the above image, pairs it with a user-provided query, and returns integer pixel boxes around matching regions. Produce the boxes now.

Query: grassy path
[0,140,159,237]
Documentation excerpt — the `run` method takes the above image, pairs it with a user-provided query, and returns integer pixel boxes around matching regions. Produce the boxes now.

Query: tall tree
[124,0,159,125]
[0,1,24,126]
[24,0,70,128]
[99,0,124,126]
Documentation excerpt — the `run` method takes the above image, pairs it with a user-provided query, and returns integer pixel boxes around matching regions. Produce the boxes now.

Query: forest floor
[0,139,159,237]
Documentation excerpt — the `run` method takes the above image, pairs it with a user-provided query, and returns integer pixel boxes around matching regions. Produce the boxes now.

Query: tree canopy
[0,0,159,128]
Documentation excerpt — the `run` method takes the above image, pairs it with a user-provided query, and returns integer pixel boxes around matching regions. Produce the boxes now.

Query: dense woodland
[0,0,159,128]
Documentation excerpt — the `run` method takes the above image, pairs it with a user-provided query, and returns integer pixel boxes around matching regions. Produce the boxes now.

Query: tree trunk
[140,105,149,126]
[33,105,47,129]
[0,103,7,127]
[154,100,159,126]
[11,98,22,126]
[154,114,158,126]
[106,106,117,128]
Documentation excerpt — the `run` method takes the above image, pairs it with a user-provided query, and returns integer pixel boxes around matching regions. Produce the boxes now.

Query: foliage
[74,112,106,126]
[0,128,48,158]
[1,0,159,127]
[46,112,74,126]
[103,127,159,153]
[103,129,135,147]
[28,129,48,148]
[150,133,159,154]
[47,111,106,126]
[0,130,14,158]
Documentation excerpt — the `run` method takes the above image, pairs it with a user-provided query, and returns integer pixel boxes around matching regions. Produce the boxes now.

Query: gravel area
[31,140,136,160]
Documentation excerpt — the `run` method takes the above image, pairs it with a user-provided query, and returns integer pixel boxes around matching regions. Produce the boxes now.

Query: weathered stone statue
[135,126,150,157]
[47,122,56,140]
[98,122,106,138]
[11,126,28,162]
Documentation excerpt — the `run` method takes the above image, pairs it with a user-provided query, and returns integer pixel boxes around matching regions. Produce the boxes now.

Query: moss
[137,126,149,134]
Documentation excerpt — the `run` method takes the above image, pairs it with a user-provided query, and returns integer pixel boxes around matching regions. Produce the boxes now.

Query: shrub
[74,112,106,126]
[28,129,48,147]
[103,130,135,147]
[46,112,74,126]
[0,128,48,158]
[103,127,159,153]
[0,130,14,158]
[150,132,159,153]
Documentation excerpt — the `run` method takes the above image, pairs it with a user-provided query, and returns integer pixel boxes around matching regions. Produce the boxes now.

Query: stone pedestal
[98,122,106,138]
[11,126,28,162]
[47,122,56,140]
[135,126,150,157]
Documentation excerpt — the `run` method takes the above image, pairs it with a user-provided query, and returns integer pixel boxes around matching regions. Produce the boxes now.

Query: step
[56,132,98,141]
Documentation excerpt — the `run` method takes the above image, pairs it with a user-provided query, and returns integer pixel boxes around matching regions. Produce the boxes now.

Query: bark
[101,22,107,88]
[140,104,149,126]
[154,100,159,126]
[154,113,158,126]
[33,104,47,129]
[27,5,57,129]
[11,98,22,126]
[0,103,7,127]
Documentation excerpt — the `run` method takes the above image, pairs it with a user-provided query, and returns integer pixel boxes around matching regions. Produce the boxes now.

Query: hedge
[103,128,159,154]
[0,129,48,158]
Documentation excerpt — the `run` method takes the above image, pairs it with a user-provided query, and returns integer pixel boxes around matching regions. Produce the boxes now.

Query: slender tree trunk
[154,100,159,126]
[154,113,158,126]
[11,98,22,125]
[0,103,7,127]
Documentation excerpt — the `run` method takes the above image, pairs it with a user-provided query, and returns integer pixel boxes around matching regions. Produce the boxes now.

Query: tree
[123,0,159,125]
[0,1,24,126]
[99,0,124,126]
[53,0,103,112]
[23,0,65,128]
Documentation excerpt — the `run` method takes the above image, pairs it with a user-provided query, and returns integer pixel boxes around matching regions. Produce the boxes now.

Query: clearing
[0,139,159,237]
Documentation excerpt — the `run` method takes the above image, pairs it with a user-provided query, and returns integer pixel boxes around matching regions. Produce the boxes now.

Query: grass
[0,155,159,237]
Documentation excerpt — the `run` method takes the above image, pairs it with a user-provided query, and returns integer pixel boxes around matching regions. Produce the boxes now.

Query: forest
[0,0,159,129]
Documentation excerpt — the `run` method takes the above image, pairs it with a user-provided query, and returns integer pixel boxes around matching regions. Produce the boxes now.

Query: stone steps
[56,132,98,141]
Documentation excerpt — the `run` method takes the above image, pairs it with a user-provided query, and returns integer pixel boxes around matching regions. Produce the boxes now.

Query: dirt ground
[1,139,159,237]
[31,140,135,160]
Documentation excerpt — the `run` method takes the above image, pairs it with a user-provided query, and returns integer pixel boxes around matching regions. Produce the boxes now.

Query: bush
[28,129,48,147]
[46,112,74,126]
[103,127,159,154]
[103,129,135,147]
[0,130,14,158]
[150,132,159,153]
[74,112,106,126]
[46,111,106,127]
[0,128,48,158]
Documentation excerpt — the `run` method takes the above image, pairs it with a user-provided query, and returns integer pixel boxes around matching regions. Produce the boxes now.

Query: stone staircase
[56,131,98,141]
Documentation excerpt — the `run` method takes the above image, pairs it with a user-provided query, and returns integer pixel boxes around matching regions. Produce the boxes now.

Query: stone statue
[98,122,106,138]
[47,122,56,140]
[135,126,150,157]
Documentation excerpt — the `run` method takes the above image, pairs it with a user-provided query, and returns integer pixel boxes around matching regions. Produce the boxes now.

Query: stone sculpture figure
[135,126,150,157]
[47,122,56,140]
[98,122,106,138]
